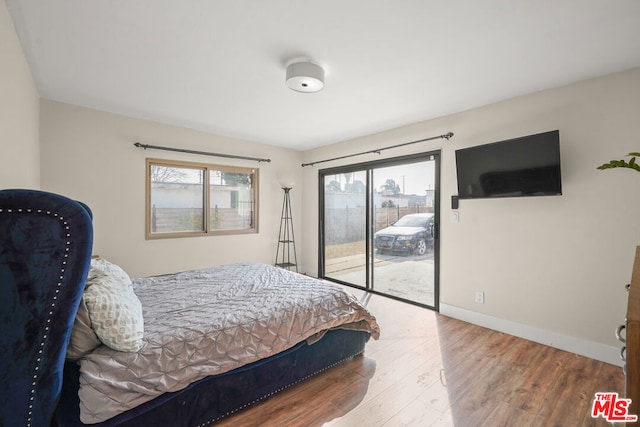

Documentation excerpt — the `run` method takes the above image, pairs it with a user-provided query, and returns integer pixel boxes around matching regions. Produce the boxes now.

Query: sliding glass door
[322,170,368,287]
[319,152,439,310]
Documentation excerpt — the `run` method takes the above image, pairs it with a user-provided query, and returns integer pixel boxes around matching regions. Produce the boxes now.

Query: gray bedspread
[77,263,380,423]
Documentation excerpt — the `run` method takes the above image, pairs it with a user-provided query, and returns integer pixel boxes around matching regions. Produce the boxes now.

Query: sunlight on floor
[325,287,454,426]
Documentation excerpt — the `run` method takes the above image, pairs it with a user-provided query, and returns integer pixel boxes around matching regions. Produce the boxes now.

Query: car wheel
[415,238,427,256]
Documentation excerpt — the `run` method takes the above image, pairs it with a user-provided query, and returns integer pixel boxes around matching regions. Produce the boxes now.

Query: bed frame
[56,329,370,426]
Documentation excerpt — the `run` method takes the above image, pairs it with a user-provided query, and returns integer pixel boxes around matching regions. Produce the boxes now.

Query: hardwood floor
[212,289,624,427]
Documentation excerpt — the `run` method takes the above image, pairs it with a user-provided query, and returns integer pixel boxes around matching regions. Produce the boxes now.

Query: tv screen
[455,130,562,199]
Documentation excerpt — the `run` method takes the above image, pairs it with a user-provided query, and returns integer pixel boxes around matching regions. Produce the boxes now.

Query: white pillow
[67,259,144,358]
[90,257,133,287]
[66,295,102,360]
[83,259,144,352]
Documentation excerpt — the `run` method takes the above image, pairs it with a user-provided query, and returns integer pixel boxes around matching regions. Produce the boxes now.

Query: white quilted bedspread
[77,263,380,424]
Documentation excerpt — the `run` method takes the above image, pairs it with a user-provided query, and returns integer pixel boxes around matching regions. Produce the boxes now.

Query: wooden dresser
[625,246,640,417]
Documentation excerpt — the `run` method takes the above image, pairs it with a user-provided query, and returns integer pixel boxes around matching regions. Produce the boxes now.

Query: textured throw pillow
[82,264,145,352]
[67,258,144,358]
[90,257,133,287]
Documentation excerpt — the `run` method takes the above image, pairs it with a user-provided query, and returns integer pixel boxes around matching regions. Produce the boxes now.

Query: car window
[394,215,431,228]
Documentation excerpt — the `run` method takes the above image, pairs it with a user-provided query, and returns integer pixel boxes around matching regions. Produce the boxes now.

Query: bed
[57,261,379,426]
[57,259,379,426]
[0,189,379,427]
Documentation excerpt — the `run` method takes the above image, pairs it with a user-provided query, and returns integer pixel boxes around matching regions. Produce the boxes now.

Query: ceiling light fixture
[285,61,325,93]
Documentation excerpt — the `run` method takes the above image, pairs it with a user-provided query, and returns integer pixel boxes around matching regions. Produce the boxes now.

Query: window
[146,158,258,239]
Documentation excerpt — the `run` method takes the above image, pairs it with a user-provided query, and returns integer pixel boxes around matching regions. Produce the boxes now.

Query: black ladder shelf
[275,187,298,272]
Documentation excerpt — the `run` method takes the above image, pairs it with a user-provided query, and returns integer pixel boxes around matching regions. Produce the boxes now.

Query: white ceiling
[7,1,640,151]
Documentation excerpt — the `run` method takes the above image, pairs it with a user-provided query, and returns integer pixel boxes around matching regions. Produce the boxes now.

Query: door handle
[431,223,439,239]
[616,324,626,343]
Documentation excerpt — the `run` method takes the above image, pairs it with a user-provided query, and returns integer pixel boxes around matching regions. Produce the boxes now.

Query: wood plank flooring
[212,289,624,426]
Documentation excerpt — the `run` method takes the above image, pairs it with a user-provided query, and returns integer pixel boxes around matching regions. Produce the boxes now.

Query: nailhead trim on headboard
[0,207,71,427]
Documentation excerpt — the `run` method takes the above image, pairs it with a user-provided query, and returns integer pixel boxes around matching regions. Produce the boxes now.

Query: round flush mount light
[285,61,325,93]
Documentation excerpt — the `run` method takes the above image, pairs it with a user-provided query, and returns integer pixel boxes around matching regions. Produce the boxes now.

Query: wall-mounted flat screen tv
[455,130,562,199]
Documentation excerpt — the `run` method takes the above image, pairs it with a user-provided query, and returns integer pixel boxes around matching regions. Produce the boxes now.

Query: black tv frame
[455,130,562,200]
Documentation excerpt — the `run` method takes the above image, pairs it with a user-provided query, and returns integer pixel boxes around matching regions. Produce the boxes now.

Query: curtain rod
[133,142,271,163]
[301,132,454,167]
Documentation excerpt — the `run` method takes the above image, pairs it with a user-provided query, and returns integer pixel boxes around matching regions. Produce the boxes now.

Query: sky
[327,159,435,195]
[374,162,435,195]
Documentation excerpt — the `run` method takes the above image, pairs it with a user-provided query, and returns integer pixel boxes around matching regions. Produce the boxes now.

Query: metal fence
[151,205,253,232]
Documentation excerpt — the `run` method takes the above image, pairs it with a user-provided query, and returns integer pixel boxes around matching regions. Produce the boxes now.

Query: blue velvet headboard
[0,189,93,427]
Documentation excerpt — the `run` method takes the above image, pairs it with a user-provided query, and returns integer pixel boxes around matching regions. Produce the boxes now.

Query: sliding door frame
[318,163,373,286]
[318,150,441,311]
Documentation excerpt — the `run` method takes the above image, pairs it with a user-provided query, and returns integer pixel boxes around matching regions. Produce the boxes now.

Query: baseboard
[439,303,624,367]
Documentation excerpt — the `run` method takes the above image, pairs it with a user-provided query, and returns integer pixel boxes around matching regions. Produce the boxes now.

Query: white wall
[40,100,302,278]
[301,67,640,364]
[0,0,39,188]
[7,0,639,366]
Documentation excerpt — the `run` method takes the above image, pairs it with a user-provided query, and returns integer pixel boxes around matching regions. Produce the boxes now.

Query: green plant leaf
[597,153,640,172]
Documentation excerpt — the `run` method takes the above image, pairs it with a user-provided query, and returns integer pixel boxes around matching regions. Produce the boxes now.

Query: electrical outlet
[475,291,485,304]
